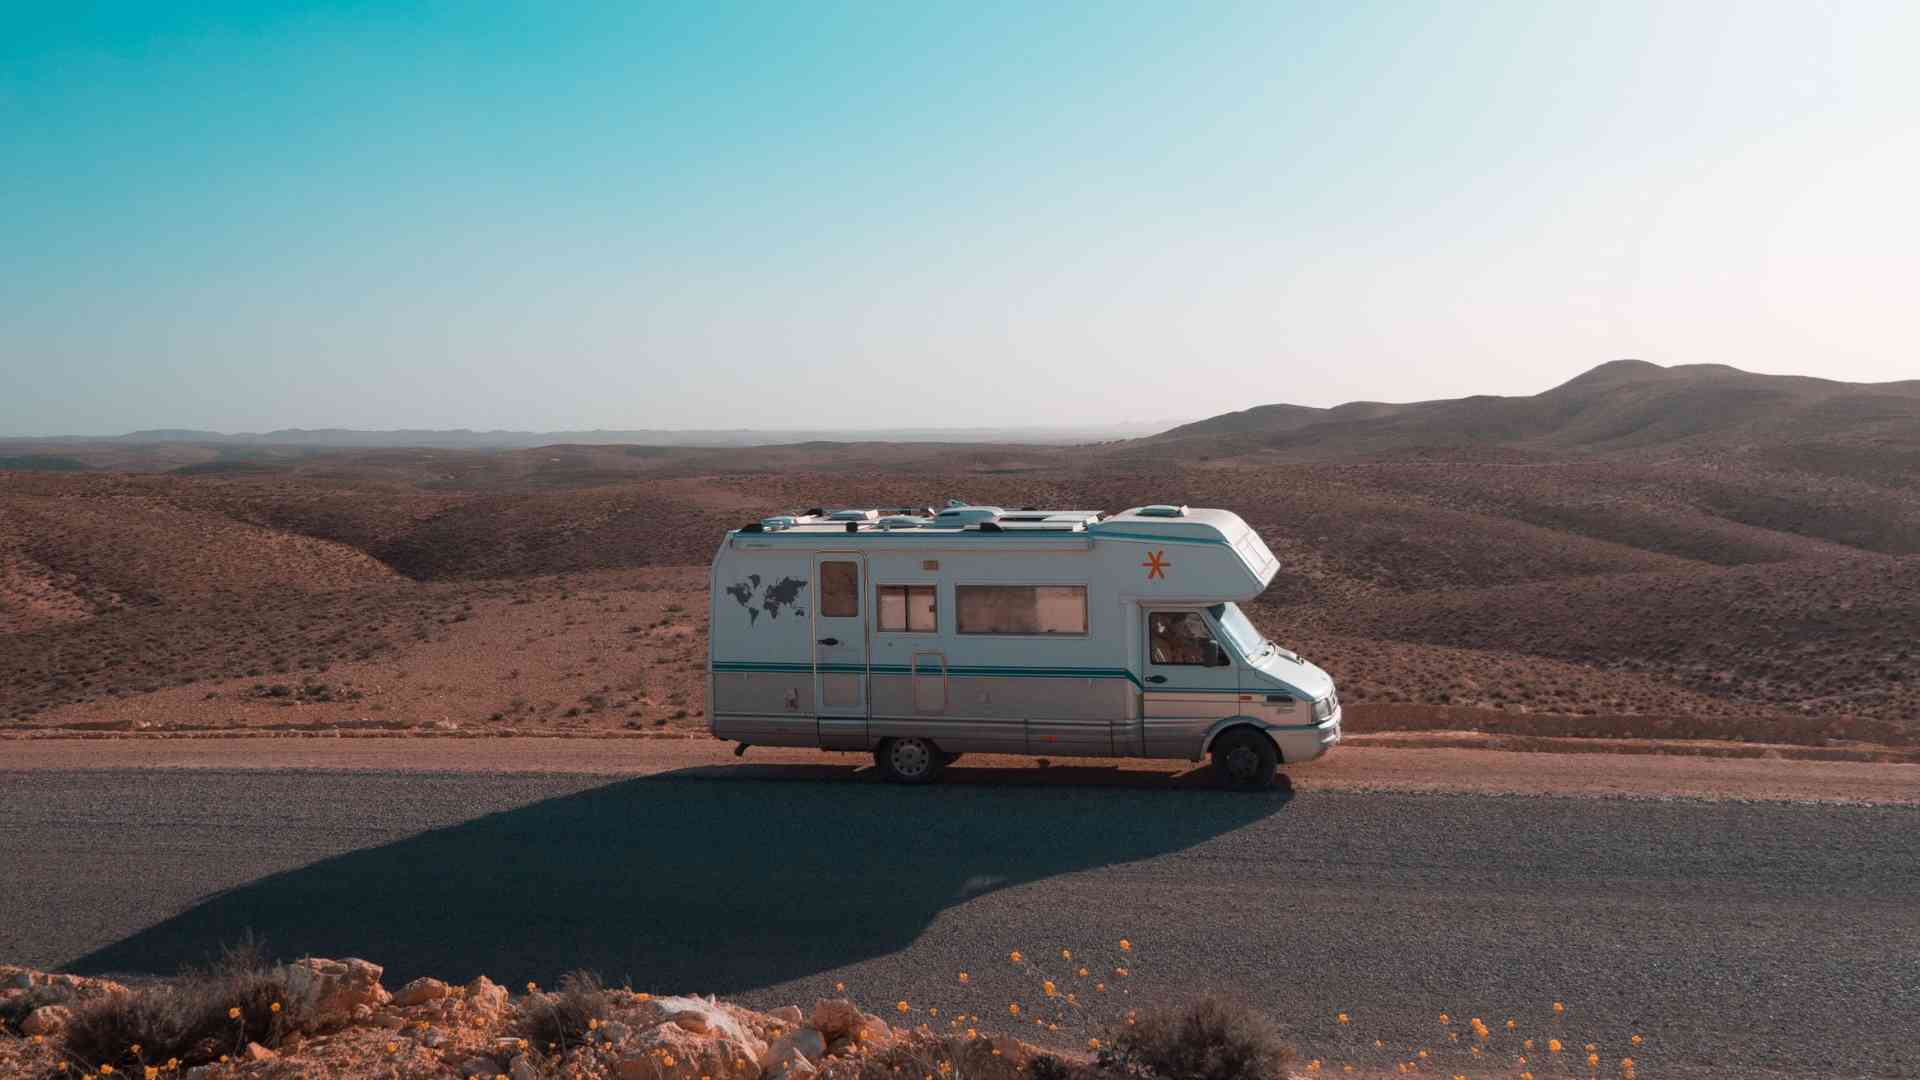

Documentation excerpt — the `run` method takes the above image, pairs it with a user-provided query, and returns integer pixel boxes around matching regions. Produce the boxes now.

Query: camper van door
[812,553,870,748]
[1141,607,1241,758]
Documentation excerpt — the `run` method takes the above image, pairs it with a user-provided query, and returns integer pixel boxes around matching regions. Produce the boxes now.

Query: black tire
[876,737,945,784]
[1210,728,1279,789]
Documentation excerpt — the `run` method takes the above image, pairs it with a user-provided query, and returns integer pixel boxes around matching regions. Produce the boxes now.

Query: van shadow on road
[70,763,1289,991]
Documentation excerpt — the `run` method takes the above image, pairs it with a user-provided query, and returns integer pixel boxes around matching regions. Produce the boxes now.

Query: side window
[956,585,1088,635]
[1149,611,1226,666]
[877,585,937,632]
[820,561,859,618]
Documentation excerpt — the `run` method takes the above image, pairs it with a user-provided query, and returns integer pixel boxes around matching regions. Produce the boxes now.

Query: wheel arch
[1200,717,1284,764]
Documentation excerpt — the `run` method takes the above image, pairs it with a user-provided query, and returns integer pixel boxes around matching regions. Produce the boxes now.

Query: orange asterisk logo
[1142,550,1170,579]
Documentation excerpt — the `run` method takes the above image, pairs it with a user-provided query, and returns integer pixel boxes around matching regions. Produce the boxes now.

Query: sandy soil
[5,736,1913,804]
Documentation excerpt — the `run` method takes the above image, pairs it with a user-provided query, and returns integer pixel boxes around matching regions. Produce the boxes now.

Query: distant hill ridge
[1155,360,1920,455]
[10,422,1180,449]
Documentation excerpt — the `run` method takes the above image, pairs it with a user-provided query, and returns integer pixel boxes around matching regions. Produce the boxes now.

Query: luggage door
[1140,608,1240,758]
[812,554,870,748]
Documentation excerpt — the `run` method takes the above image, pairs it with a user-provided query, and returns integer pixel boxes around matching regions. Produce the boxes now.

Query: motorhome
[707,502,1340,788]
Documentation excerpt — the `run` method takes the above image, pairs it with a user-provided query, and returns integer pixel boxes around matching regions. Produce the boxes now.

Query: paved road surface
[2,757,1915,1077]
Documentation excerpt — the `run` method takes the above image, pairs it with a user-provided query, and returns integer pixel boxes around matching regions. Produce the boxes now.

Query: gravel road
[3,757,1915,1078]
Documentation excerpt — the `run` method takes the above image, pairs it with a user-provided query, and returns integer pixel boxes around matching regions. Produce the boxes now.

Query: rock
[647,996,765,1058]
[373,1011,408,1030]
[21,1005,72,1037]
[767,1054,818,1080]
[422,1029,448,1049]
[392,977,451,1007]
[277,957,390,1030]
[764,1028,827,1075]
[853,1014,892,1046]
[509,1053,543,1080]
[769,1006,804,1026]
[614,1000,766,1080]
[825,1036,853,1058]
[458,1056,502,1077]
[465,975,509,1018]
[243,1042,276,1061]
[810,998,861,1039]
[600,1020,634,1045]
[351,1004,375,1023]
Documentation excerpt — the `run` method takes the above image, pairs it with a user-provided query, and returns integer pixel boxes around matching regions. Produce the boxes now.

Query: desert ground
[5,361,1918,751]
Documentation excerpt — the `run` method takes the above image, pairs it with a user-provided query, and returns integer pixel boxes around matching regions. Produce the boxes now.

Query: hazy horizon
[5,2,1917,437]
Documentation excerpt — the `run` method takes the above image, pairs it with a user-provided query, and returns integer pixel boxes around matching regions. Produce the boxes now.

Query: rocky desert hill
[2,361,1915,747]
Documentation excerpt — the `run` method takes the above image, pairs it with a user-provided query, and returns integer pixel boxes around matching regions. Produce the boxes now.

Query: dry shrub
[0,982,81,1028]
[1099,995,1293,1080]
[514,969,612,1048]
[855,1032,1032,1080]
[60,939,304,1073]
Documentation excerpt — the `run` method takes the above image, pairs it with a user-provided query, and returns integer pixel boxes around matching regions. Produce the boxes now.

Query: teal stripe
[715,659,1145,688]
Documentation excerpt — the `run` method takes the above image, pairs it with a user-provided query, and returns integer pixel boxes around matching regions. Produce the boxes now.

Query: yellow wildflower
[1088,1039,1100,1050]
[1439,1013,1450,1025]
[1061,949,1072,960]
[1118,939,1131,951]
[270,1002,281,1014]
[1338,1012,1350,1025]
[1631,1035,1643,1047]
[1009,951,1023,964]
[1077,966,1089,977]
[958,972,970,984]
[1042,981,1057,997]
[1549,1039,1563,1053]
[897,1001,910,1014]
[227,1007,241,1020]
[1508,1018,1518,1031]
[386,1042,398,1053]
[1588,1053,1601,1067]
[1008,1003,1020,1015]
[1553,1002,1565,1015]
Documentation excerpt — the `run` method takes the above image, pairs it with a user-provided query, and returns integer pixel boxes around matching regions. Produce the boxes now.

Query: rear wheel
[1210,729,1279,790]
[876,737,945,784]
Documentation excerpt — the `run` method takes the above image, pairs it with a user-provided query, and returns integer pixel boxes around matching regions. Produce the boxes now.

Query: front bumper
[1270,707,1341,764]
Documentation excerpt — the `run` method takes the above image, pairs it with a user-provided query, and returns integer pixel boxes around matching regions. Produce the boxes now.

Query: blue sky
[3,1,1915,435]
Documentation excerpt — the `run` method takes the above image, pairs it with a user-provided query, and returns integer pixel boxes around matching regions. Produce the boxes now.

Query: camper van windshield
[1208,603,1270,659]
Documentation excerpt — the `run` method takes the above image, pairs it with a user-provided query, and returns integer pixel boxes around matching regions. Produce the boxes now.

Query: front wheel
[876,737,946,784]
[1210,729,1279,790]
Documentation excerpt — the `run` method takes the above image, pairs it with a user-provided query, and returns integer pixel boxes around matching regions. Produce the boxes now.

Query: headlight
[1312,696,1334,721]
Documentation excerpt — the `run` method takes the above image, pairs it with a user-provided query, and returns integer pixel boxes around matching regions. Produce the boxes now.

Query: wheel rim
[1225,744,1261,781]
[890,739,932,778]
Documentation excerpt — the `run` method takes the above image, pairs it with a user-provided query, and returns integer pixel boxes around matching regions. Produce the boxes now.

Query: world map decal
[724,574,807,625]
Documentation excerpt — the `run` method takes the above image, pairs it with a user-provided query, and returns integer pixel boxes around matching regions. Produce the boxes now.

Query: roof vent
[1138,504,1188,518]
[828,509,879,522]
[877,515,925,529]
[935,505,1005,525]
[759,515,798,532]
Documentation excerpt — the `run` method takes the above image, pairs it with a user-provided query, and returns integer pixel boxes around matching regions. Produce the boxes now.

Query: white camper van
[707,502,1340,788]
